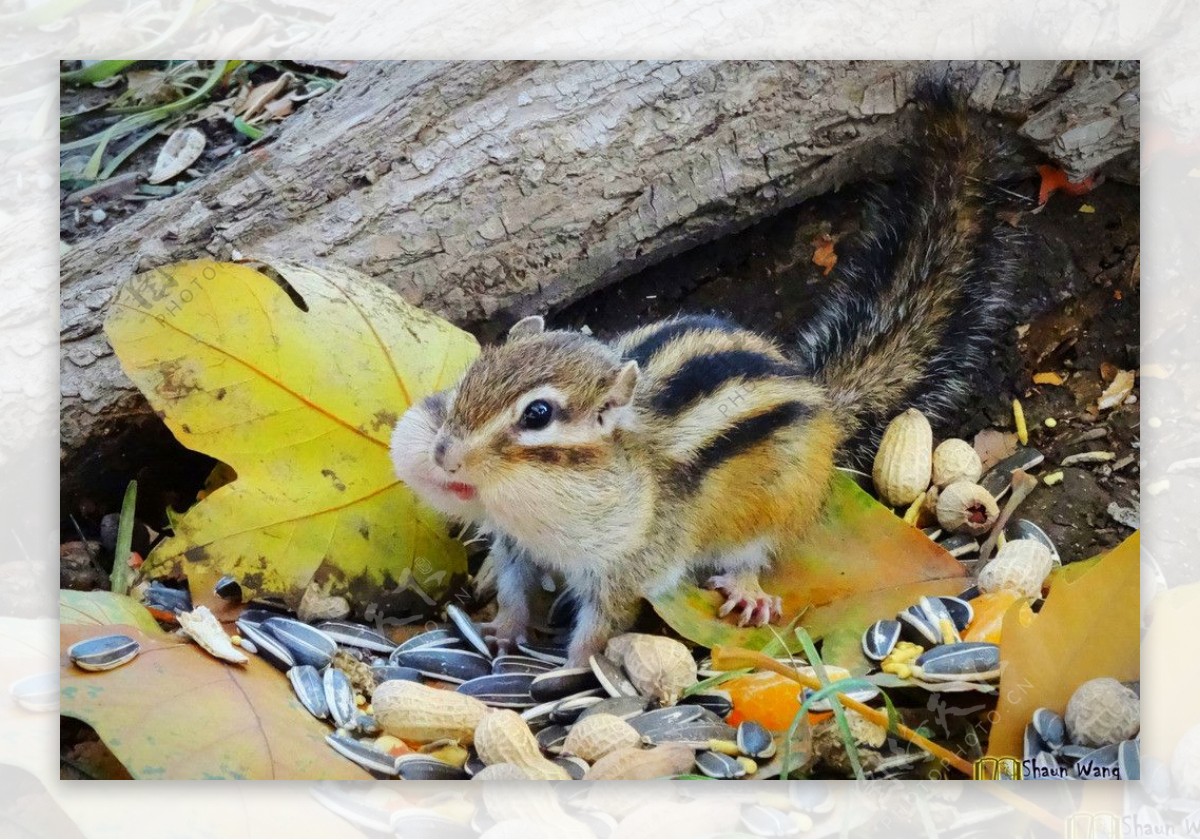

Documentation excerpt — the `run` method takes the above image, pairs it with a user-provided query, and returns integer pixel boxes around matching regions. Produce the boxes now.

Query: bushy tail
[794,96,1023,468]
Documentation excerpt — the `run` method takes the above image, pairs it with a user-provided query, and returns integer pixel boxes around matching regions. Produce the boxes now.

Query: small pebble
[90,208,107,223]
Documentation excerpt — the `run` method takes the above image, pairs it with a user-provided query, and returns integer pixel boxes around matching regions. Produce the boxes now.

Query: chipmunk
[391,100,1019,666]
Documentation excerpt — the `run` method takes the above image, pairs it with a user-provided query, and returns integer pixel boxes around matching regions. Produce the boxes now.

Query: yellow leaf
[104,259,479,608]
[987,533,1139,758]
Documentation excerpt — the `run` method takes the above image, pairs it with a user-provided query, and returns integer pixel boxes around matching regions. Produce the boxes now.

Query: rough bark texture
[60,59,1139,485]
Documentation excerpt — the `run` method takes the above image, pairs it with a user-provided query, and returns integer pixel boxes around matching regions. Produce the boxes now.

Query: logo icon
[973,756,1022,780]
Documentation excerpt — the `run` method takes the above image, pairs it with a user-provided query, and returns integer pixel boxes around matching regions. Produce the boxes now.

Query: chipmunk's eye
[519,399,554,430]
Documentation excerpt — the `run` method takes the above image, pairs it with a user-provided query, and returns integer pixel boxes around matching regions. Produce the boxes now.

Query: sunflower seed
[531,666,601,701]
[394,754,468,780]
[394,628,462,655]
[324,667,356,728]
[736,721,776,760]
[862,619,901,661]
[629,705,703,735]
[741,804,800,837]
[262,617,337,669]
[918,596,961,644]
[326,732,397,776]
[315,621,396,654]
[287,665,328,720]
[537,724,569,753]
[446,604,492,658]
[516,641,569,665]
[1032,707,1066,750]
[371,665,423,684]
[981,448,1044,499]
[898,606,941,646]
[549,693,604,724]
[590,654,640,698]
[576,695,649,722]
[492,655,555,676]
[554,755,589,780]
[455,673,537,708]
[696,750,745,779]
[1118,739,1139,781]
[214,575,242,601]
[68,634,139,672]
[389,647,492,684]
[641,720,737,747]
[236,621,294,670]
[914,643,1001,681]
[678,690,733,719]
[9,672,57,713]
[935,596,974,631]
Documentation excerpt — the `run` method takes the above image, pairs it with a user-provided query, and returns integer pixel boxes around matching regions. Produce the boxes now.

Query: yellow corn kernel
[708,739,740,756]
[1013,398,1028,445]
[939,618,957,645]
[903,491,926,525]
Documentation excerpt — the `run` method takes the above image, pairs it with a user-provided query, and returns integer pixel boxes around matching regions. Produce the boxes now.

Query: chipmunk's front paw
[480,614,528,654]
[706,572,783,627]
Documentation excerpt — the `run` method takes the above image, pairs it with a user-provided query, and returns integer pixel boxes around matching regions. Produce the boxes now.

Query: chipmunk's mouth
[442,481,476,501]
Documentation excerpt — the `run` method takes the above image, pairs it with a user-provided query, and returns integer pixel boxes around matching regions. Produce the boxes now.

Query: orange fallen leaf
[986,533,1139,758]
[60,590,372,780]
[1032,371,1064,386]
[1036,165,1096,206]
[812,232,838,276]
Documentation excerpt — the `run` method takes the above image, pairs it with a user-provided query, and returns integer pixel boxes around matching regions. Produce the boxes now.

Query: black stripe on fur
[623,315,739,367]
[652,350,802,415]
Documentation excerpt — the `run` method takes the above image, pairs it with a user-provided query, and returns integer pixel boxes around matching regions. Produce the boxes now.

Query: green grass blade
[681,667,750,698]
[61,60,138,85]
[232,116,263,140]
[110,480,138,595]
[795,628,866,781]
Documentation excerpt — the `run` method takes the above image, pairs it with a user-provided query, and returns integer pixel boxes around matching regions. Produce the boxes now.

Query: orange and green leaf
[651,474,967,672]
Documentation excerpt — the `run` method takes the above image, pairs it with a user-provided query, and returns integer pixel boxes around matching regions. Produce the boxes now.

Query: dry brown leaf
[1097,369,1135,411]
[987,533,1138,758]
[239,73,295,120]
[973,429,1018,472]
[811,232,838,276]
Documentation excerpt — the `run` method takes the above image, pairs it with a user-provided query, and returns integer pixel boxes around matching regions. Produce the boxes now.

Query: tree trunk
[60,59,1138,486]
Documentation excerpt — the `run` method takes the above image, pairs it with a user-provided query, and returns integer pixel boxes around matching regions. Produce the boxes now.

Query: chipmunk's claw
[480,618,527,655]
[706,573,783,627]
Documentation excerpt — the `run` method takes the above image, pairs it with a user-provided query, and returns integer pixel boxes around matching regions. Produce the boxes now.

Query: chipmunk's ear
[507,315,544,342]
[598,360,639,432]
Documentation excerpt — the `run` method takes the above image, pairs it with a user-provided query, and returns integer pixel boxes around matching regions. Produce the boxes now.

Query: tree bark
[60,59,1138,482]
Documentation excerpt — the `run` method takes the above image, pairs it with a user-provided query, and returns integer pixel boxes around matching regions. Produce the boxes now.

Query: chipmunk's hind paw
[705,572,783,627]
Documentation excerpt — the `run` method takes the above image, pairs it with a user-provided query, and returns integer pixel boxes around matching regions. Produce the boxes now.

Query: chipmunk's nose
[433,434,463,473]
